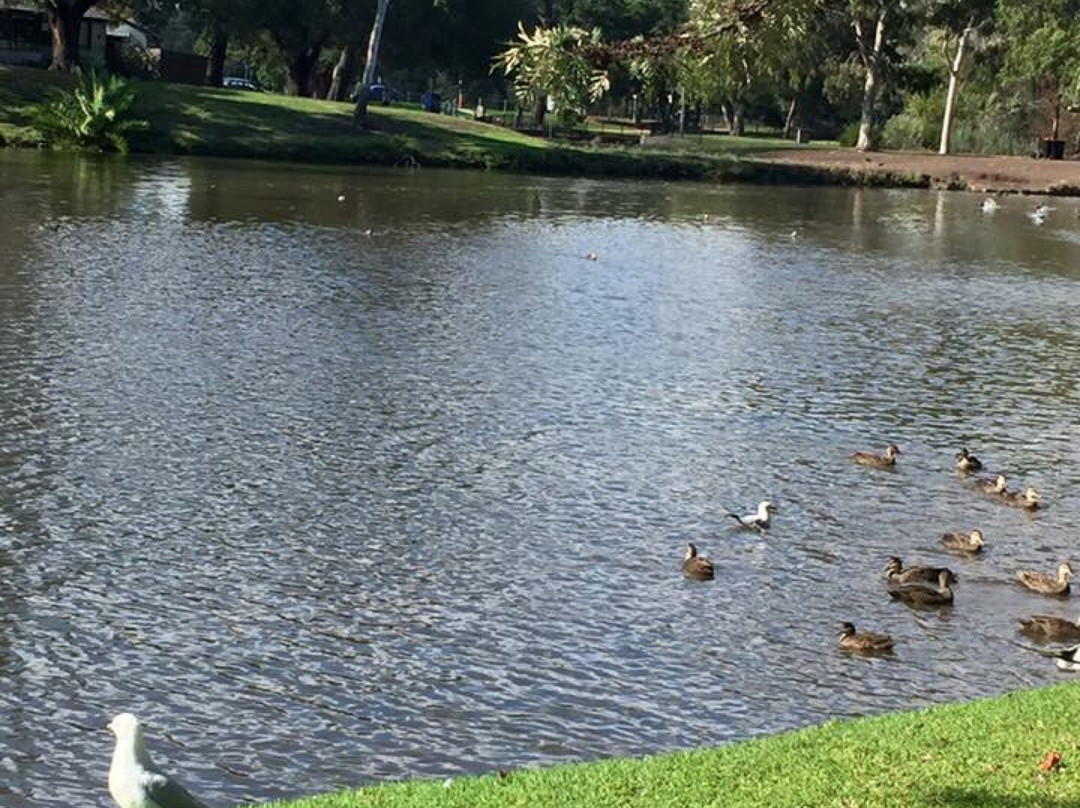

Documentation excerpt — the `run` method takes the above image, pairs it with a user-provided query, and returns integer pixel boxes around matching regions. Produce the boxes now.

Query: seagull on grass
[108,713,209,808]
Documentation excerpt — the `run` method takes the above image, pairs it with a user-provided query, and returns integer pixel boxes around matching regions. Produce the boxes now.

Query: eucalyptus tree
[40,0,98,70]
[929,0,995,154]
[998,0,1080,142]
[846,0,890,150]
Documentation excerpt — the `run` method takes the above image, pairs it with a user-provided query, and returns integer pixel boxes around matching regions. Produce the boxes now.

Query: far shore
[2,66,1080,195]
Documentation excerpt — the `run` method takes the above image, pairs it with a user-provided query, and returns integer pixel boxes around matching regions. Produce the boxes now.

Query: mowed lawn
[255,682,1080,808]
[0,66,840,179]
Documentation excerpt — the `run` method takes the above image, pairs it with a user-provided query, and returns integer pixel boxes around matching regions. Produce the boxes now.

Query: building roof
[0,1,115,20]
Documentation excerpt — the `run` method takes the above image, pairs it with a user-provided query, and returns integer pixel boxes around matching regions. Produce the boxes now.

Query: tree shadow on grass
[925,787,1080,808]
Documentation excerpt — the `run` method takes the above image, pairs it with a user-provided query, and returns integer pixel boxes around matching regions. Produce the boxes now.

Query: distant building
[0,1,110,68]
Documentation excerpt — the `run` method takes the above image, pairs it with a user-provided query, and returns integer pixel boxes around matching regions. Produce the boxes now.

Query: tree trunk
[938,27,970,155]
[533,96,546,128]
[782,94,800,139]
[719,103,732,133]
[205,19,229,87]
[327,44,355,101]
[854,9,887,152]
[360,0,391,88]
[47,0,92,72]
[731,101,745,136]
[285,44,322,96]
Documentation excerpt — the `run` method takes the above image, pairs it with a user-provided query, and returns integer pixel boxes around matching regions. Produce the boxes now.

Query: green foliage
[881,91,942,150]
[680,0,818,108]
[837,120,860,147]
[494,23,611,128]
[999,0,1080,102]
[31,69,148,153]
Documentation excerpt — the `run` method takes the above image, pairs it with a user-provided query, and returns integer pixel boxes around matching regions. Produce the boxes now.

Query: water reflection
[1,152,1080,808]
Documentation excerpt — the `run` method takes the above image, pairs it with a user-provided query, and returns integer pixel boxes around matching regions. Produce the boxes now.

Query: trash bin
[1038,138,1066,159]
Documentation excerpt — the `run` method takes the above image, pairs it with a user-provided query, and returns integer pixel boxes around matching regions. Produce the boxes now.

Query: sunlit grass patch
[254,683,1080,808]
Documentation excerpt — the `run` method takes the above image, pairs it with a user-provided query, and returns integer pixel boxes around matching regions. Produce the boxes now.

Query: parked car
[222,77,261,91]
[420,91,441,113]
[349,83,394,104]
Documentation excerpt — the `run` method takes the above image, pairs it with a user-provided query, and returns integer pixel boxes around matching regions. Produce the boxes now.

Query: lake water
[2,151,1080,807]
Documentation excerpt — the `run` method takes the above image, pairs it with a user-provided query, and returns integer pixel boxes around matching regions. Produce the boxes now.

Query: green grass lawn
[255,682,1080,808]
[0,66,848,182]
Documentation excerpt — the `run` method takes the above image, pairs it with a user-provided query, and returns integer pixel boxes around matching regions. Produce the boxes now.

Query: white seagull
[726,500,777,531]
[979,197,998,213]
[1030,204,1050,225]
[108,713,210,808]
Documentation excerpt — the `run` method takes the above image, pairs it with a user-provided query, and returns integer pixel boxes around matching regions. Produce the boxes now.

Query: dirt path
[755,149,1080,195]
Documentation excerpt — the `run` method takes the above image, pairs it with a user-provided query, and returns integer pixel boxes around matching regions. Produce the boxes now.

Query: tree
[495,22,611,129]
[359,0,391,87]
[929,0,995,154]
[260,0,352,95]
[42,0,97,71]
[999,0,1080,142]
[848,0,889,151]
[680,0,817,135]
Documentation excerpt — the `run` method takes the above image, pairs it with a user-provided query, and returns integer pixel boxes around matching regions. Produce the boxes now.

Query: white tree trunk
[854,10,887,152]
[938,27,971,155]
[361,0,391,88]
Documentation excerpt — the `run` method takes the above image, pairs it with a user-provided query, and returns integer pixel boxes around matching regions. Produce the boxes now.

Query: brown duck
[974,474,1007,495]
[681,543,715,580]
[851,444,900,468]
[1018,614,1080,642]
[1017,563,1072,596]
[954,448,983,473]
[940,529,985,555]
[1002,486,1040,510]
[888,569,955,607]
[838,622,895,654]
[885,556,957,586]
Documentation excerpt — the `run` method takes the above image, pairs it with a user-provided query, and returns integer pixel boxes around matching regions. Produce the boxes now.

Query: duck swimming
[885,556,957,586]
[1002,486,1040,510]
[941,529,985,554]
[727,501,777,531]
[1017,563,1072,596]
[954,448,983,473]
[681,543,715,580]
[838,622,895,654]
[974,474,1007,495]
[1023,642,1080,671]
[888,569,955,607]
[1018,614,1080,643]
[851,444,900,468]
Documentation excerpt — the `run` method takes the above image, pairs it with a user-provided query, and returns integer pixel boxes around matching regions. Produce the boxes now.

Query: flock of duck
[979,197,1054,226]
[680,444,1080,668]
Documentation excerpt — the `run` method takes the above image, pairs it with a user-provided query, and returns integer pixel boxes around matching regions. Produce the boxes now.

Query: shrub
[32,68,148,153]
[837,121,860,148]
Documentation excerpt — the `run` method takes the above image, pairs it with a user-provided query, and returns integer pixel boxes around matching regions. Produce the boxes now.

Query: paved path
[756,148,1080,194]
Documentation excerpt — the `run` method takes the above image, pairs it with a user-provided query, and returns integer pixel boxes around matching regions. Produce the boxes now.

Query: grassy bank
[2,66,927,187]
[256,682,1080,808]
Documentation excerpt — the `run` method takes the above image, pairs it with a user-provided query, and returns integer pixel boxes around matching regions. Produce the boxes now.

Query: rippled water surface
[3,151,1080,807]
